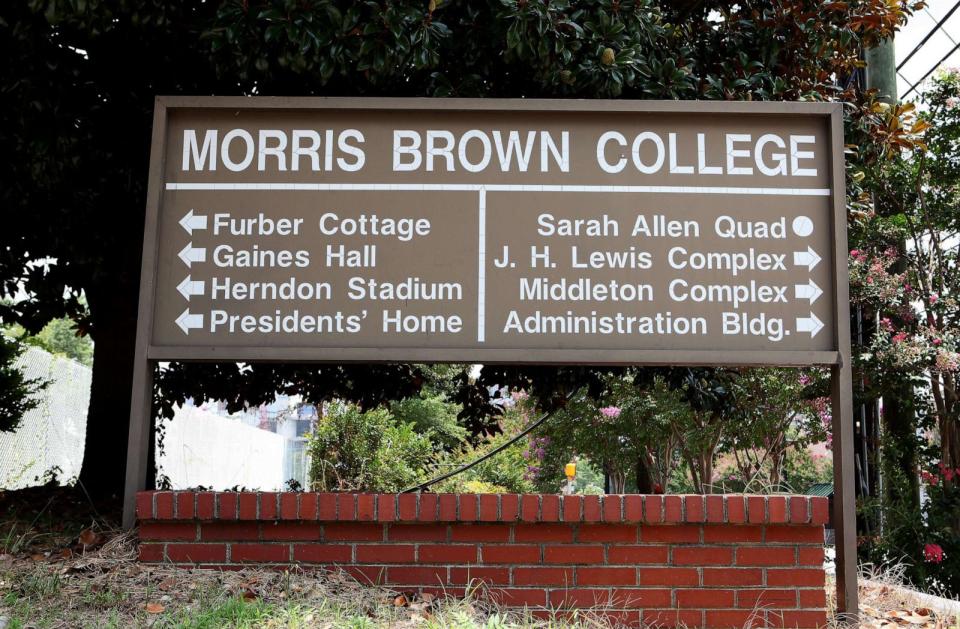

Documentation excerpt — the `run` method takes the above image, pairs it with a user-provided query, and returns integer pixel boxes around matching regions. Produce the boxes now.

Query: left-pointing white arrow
[796,312,824,338]
[179,209,208,235]
[178,243,206,268]
[177,276,205,300]
[175,309,203,335]
[794,279,823,304]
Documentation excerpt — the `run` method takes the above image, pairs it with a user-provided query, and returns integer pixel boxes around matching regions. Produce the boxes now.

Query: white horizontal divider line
[165,182,831,196]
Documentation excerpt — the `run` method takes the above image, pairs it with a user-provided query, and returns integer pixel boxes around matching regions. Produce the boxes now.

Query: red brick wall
[137,492,828,628]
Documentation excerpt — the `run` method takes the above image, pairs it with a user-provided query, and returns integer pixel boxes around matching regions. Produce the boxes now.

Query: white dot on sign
[792,216,814,237]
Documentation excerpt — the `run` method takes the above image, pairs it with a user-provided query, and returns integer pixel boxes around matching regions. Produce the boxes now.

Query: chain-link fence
[0,346,90,488]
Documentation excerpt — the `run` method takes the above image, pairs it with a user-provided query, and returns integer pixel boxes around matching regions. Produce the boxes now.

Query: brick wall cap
[136,492,827,525]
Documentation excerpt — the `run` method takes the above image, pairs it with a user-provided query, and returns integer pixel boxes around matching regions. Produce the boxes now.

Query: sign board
[141,98,846,366]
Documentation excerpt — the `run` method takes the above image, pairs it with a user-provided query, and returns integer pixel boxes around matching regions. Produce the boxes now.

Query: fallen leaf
[30,553,44,562]
[157,577,177,591]
[393,594,408,607]
[78,528,100,546]
[145,603,164,614]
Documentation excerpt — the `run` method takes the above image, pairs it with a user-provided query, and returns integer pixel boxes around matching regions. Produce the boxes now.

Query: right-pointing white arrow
[796,312,824,338]
[178,242,206,268]
[179,209,208,235]
[793,246,822,271]
[176,276,205,301]
[175,309,204,335]
[794,279,823,304]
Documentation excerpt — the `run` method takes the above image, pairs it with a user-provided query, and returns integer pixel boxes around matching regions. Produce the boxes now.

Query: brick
[685,495,705,522]
[513,567,574,586]
[607,545,669,564]
[765,525,824,544]
[799,588,827,608]
[790,497,810,524]
[459,495,479,521]
[398,494,418,521]
[748,496,766,523]
[375,495,396,522]
[488,588,547,606]
[419,544,477,563]
[676,589,734,608]
[641,525,700,543]
[421,586,465,599]
[704,610,765,628]
[602,495,622,522]
[156,492,174,519]
[386,566,446,585]
[545,545,603,564]
[389,524,448,542]
[811,497,829,525]
[140,522,197,541]
[318,493,337,520]
[738,547,795,566]
[577,524,636,543]
[292,544,352,563]
[643,609,704,628]
[197,492,216,520]
[500,494,519,521]
[324,523,383,541]
[612,588,672,608]
[704,525,763,543]
[356,544,415,563]
[418,494,438,522]
[768,496,788,523]
[577,567,636,586]
[738,588,797,608]
[278,494,297,520]
[483,545,539,564]
[259,493,278,520]
[674,547,733,565]
[515,524,573,543]
[201,522,260,541]
[265,522,321,541]
[136,492,154,520]
[664,496,683,523]
[479,494,499,521]
[138,543,164,562]
[336,494,355,520]
[767,568,825,587]
[639,567,699,586]
[339,565,384,585]
[450,524,509,542]
[706,495,724,523]
[449,567,510,585]
[297,493,317,520]
[233,544,289,562]
[218,493,238,520]
[550,588,613,607]
[357,494,376,521]
[165,543,226,563]
[766,610,828,628]
[439,494,458,520]
[582,495,601,522]
[703,568,763,586]
[727,495,746,524]
[177,493,196,520]
[799,547,824,565]
[541,495,560,521]
[520,495,539,522]
[642,495,661,523]
[235,494,255,520]
[562,495,582,522]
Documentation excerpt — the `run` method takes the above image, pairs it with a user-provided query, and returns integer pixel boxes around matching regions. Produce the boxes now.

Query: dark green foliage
[0,336,47,433]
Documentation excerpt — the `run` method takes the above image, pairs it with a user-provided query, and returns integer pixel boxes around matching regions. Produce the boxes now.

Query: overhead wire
[901,39,960,99]
[897,1,960,71]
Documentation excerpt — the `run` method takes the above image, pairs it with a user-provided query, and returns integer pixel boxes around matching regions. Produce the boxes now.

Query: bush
[306,402,436,492]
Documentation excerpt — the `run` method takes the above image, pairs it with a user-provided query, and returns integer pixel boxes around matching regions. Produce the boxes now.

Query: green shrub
[306,402,436,492]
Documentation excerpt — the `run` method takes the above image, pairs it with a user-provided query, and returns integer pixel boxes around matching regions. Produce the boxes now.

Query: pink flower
[599,406,622,418]
[880,318,894,332]
[933,338,943,346]
[892,332,908,344]
[921,470,939,486]
[924,543,944,564]
[930,293,939,304]
[798,374,812,386]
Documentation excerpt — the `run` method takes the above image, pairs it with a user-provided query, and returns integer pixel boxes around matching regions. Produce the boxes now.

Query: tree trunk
[635,452,655,493]
[77,284,141,501]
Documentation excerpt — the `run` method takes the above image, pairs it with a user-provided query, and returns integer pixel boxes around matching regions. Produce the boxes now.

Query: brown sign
[140,97,847,366]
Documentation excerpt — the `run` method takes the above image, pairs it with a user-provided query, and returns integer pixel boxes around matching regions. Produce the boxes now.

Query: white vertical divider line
[477,187,486,343]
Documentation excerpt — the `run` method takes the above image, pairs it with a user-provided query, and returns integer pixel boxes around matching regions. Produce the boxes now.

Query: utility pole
[866,40,898,103]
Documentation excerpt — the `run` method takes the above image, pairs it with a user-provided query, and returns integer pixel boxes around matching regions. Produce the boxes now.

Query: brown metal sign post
[123,97,856,619]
